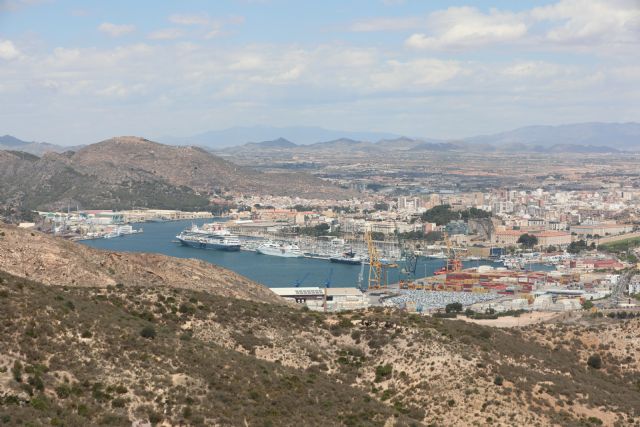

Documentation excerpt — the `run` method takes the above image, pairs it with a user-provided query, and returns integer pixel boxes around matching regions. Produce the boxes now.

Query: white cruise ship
[256,241,304,258]
[175,223,241,251]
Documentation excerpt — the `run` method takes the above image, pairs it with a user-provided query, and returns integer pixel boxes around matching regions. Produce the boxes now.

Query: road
[599,270,635,309]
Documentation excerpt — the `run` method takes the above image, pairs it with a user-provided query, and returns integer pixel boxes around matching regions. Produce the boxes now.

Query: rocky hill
[0,227,639,426]
[0,149,210,212]
[0,136,352,212]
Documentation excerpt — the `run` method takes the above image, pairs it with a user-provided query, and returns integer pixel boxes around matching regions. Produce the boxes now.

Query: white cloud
[501,61,567,79]
[531,0,640,46]
[98,22,135,37]
[169,13,210,26]
[0,40,20,60]
[350,17,422,32]
[97,82,145,98]
[0,0,50,12]
[148,28,183,40]
[406,7,527,50]
[1,29,637,144]
[369,59,462,91]
[204,24,223,39]
[229,54,265,71]
[401,1,639,52]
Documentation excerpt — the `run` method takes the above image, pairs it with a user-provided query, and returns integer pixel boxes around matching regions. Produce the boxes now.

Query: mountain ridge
[0,135,82,156]
[159,125,401,148]
[0,136,352,212]
[218,122,640,154]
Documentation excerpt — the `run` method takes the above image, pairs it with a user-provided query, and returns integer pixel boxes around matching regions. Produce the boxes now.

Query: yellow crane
[365,231,384,290]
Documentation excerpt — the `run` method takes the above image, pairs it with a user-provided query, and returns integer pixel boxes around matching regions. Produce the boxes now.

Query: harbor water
[80,219,536,288]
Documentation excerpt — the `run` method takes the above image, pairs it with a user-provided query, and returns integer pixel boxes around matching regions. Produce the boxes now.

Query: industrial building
[270,287,369,312]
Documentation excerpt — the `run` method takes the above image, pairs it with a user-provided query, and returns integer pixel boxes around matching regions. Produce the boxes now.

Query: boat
[175,224,241,251]
[256,241,304,258]
[147,217,169,222]
[329,250,362,265]
[426,252,447,259]
[116,225,143,235]
[103,230,120,239]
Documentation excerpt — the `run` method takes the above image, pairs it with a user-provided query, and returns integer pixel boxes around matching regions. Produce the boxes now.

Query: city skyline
[0,0,638,145]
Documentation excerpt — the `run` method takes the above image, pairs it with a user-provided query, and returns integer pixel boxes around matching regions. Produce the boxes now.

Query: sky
[0,0,639,145]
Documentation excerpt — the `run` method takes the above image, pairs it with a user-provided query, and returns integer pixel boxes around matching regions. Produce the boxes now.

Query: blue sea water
[80,219,515,288]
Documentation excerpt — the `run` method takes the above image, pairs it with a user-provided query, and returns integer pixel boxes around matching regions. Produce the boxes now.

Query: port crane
[293,272,310,288]
[323,268,333,288]
[399,241,419,290]
[435,232,462,275]
[365,231,393,290]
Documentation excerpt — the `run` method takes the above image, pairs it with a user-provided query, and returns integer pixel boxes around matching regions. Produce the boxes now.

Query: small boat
[329,250,362,265]
[426,252,447,259]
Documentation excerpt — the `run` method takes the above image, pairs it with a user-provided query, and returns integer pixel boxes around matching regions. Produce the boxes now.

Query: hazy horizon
[1,0,638,145]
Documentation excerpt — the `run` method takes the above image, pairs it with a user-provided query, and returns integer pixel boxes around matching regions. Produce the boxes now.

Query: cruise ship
[175,223,241,251]
[256,241,304,258]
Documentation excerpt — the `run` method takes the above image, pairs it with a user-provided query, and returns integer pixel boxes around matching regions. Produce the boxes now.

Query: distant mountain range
[219,122,639,154]
[0,135,82,156]
[6,122,638,156]
[159,125,401,148]
[463,122,640,151]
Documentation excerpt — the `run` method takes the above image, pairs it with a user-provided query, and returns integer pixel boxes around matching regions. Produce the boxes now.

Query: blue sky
[0,0,638,145]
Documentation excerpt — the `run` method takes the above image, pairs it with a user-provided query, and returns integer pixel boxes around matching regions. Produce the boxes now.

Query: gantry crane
[435,232,462,275]
[398,236,419,290]
[365,230,388,290]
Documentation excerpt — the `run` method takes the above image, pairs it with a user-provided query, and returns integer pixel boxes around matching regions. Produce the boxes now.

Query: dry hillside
[0,228,639,426]
[69,136,351,199]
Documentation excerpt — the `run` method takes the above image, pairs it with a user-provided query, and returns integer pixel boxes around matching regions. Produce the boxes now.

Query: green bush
[11,361,22,383]
[111,397,127,408]
[55,385,71,399]
[494,376,504,386]
[140,326,156,339]
[375,364,393,382]
[587,354,602,369]
[179,303,196,315]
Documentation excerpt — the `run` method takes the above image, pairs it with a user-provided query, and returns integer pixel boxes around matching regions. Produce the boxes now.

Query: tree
[424,231,443,242]
[370,231,385,241]
[582,300,594,310]
[445,302,463,313]
[517,233,538,249]
[421,205,457,226]
[567,240,588,254]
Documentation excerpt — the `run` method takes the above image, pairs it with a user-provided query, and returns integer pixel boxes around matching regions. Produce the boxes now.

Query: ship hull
[177,238,240,251]
[329,257,362,265]
[256,247,303,258]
